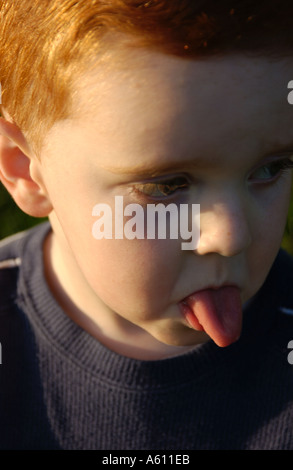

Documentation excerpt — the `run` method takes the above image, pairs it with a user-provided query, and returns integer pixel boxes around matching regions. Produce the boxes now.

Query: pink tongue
[183,286,242,347]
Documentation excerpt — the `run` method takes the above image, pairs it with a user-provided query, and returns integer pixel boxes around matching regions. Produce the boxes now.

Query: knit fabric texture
[0,222,293,449]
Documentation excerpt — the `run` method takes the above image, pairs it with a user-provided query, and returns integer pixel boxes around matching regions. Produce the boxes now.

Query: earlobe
[0,117,53,217]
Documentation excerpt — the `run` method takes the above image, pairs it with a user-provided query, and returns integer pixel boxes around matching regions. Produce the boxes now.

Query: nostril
[194,209,252,258]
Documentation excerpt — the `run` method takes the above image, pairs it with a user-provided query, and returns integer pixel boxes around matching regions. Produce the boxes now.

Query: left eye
[133,176,189,198]
[249,157,293,181]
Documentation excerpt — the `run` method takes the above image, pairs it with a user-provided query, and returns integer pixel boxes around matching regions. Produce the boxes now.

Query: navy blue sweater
[0,222,293,449]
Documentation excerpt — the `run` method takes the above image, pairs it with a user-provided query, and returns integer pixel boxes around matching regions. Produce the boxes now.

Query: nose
[196,195,252,257]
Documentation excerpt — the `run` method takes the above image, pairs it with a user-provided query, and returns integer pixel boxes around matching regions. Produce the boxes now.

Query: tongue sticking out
[181,286,242,347]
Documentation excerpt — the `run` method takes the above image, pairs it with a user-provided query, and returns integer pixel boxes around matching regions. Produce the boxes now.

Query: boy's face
[38,49,293,358]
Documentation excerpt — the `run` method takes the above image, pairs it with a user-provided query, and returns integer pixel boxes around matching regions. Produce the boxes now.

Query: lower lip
[180,301,204,332]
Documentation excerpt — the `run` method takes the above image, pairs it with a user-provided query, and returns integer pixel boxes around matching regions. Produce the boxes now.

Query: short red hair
[1,0,293,154]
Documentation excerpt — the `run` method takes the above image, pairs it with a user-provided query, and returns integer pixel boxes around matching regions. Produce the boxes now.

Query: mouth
[179,285,243,348]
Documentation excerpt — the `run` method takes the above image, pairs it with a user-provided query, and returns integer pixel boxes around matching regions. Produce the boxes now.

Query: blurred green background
[0,183,48,240]
[1,180,293,255]
[283,184,293,256]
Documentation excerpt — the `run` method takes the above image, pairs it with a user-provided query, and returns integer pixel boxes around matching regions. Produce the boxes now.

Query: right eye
[132,176,189,200]
[248,155,293,183]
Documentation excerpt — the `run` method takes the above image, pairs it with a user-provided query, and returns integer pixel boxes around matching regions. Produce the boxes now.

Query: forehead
[44,49,293,168]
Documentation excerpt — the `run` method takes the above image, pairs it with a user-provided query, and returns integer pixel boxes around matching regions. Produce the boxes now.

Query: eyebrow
[100,159,206,177]
[100,142,293,177]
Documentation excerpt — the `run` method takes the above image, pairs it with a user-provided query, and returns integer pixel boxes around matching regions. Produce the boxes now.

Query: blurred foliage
[0,182,48,239]
[281,183,293,256]
[1,180,293,255]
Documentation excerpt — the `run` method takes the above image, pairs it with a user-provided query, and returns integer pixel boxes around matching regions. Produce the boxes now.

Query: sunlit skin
[25,49,293,360]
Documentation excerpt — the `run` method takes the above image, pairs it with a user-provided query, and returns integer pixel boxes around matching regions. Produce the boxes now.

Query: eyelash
[130,157,293,202]
[249,157,293,183]
[131,175,189,202]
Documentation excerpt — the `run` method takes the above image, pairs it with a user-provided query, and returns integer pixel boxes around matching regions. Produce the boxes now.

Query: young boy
[0,0,293,450]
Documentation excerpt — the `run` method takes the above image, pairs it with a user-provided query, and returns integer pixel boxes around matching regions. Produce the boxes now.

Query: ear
[0,116,52,217]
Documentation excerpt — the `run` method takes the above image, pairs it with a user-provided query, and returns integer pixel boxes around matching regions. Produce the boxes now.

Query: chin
[150,325,210,348]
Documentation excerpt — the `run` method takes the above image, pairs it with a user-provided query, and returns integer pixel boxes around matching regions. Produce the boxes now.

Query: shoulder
[268,249,293,316]
[269,248,293,283]
[0,222,51,310]
[239,249,293,350]
[277,247,293,271]
[0,221,50,262]
[261,249,293,350]
[259,248,293,309]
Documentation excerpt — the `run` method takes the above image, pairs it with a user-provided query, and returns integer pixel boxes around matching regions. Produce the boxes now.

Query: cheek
[245,181,291,297]
[255,181,291,249]
[46,177,182,314]
[73,234,182,315]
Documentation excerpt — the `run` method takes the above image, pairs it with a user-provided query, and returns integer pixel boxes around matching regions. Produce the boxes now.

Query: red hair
[1,0,293,154]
